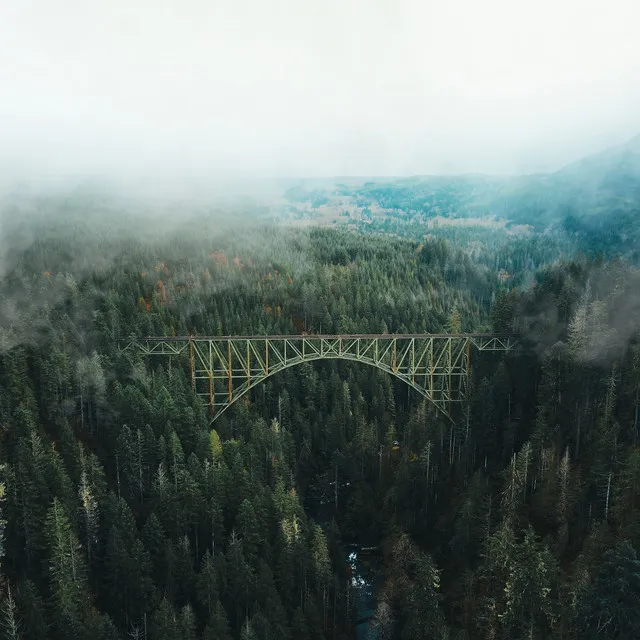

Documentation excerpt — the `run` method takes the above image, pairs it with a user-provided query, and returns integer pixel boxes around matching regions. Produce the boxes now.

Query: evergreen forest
[0,178,639,640]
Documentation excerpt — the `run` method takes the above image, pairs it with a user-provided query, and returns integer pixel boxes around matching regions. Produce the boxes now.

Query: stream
[307,489,381,639]
[347,546,381,640]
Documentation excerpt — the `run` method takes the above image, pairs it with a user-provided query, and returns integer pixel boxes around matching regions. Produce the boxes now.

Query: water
[306,485,381,639]
[347,548,380,640]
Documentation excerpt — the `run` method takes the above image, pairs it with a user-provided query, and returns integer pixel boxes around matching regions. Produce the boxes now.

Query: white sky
[1,0,639,180]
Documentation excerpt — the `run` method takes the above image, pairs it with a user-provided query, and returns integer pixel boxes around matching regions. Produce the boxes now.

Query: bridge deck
[137,333,514,342]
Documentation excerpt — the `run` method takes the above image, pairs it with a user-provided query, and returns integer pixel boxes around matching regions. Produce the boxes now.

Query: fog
[2,0,640,183]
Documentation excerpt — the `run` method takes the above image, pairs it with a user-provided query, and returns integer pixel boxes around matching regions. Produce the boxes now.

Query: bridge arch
[206,351,452,423]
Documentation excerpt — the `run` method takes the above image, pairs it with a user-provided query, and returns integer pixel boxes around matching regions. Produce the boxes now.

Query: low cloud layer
[1,0,640,182]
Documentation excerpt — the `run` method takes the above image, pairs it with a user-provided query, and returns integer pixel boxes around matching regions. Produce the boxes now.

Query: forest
[0,187,639,640]
[283,133,640,265]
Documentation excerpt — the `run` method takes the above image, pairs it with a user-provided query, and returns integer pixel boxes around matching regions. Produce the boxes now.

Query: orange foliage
[210,251,228,266]
[42,271,51,277]
[232,256,242,268]
[141,271,147,278]
[292,314,305,332]
[138,296,152,313]
[156,280,167,305]
[288,277,293,285]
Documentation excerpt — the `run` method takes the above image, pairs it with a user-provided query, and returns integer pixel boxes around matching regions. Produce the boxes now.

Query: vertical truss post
[429,339,434,400]
[189,336,195,392]
[466,337,471,391]
[208,340,213,418]
[265,338,269,375]
[411,339,415,384]
[228,341,232,403]
[393,339,397,372]
[448,338,452,415]
[246,341,251,388]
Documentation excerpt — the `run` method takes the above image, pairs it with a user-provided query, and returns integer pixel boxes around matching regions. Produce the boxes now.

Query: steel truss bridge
[122,334,516,423]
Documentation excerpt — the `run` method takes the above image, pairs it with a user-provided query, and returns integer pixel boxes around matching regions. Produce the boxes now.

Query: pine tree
[45,498,90,636]
[149,597,178,640]
[0,586,21,640]
[196,550,218,620]
[202,600,232,640]
[177,604,196,640]
[78,468,98,569]
[234,499,261,565]
[578,541,640,639]
[14,579,47,640]
[501,527,558,638]
[446,306,462,334]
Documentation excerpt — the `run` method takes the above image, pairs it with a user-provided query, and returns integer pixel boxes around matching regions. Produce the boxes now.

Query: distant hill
[282,134,640,258]
[498,133,640,226]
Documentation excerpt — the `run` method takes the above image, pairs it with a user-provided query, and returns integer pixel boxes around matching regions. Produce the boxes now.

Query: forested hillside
[0,198,639,640]
[282,134,640,265]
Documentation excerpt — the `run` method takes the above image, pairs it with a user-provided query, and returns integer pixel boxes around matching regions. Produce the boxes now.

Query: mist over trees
[0,175,639,640]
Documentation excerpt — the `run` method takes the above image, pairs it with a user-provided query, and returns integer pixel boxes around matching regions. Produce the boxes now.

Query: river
[347,546,381,640]
[307,489,381,639]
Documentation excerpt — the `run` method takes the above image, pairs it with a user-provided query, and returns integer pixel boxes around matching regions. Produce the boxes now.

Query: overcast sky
[1,0,640,181]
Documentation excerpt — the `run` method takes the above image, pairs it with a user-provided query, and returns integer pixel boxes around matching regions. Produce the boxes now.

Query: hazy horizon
[2,0,640,185]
